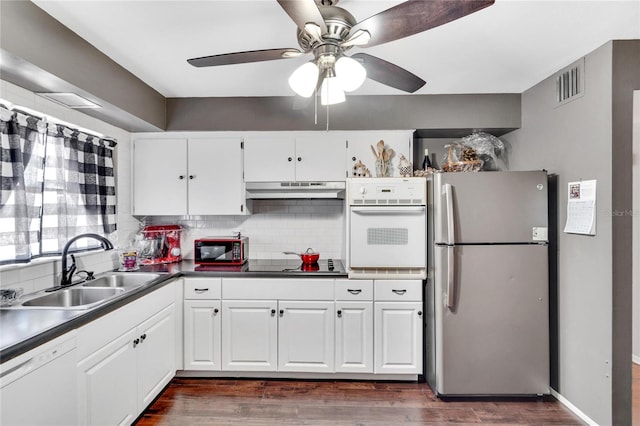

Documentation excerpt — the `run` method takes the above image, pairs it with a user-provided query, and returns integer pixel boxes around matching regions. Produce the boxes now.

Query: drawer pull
[279,309,284,317]
[271,309,276,316]
[392,289,407,295]
[337,309,342,318]
[194,288,209,293]
[213,308,219,315]
[347,289,362,295]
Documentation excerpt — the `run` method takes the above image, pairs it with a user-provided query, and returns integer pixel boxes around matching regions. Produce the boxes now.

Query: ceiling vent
[555,58,584,106]
[36,93,101,109]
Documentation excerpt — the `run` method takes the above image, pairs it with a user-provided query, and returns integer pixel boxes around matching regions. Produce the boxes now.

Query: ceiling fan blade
[277,0,327,34]
[352,53,425,93]
[187,48,303,67]
[350,0,494,48]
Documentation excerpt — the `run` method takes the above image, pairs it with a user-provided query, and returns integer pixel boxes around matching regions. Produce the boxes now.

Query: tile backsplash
[136,199,345,261]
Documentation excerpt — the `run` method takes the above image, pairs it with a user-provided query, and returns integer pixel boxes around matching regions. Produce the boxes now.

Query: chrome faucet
[60,233,113,287]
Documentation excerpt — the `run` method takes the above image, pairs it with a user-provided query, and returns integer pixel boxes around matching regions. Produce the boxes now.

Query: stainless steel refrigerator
[425,171,550,396]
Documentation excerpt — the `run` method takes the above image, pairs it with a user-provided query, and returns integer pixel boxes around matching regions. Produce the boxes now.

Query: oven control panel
[347,177,426,205]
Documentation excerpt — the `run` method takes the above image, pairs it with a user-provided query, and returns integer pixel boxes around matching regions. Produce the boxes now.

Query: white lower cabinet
[76,284,176,426]
[373,280,423,375]
[278,301,334,372]
[334,279,374,373]
[221,300,278,371]
[335,301,374,373]
[184,300,222,370]
[183,278,223,371]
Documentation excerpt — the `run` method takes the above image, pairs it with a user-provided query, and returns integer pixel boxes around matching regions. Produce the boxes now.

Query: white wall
[633,90,640,364]
[0,80,137,294]
[503,45,613,425]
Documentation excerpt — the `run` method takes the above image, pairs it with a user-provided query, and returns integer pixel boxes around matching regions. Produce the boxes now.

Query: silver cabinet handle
[347,289,362,295]
[194,288,209,293]
[392,289,407,295]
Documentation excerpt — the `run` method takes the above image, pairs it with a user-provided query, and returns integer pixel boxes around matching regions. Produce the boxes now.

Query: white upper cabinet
[243,133,346,182]
[134,138,188,215]
[188,138,244,215]
[243,136,296,182]
[346,131,414,178]
[295,134,346,181]
[133,136,245,215]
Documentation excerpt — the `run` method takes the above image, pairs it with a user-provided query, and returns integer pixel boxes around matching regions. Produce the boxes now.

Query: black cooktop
[193,259,344,274]
[248,259,344,273]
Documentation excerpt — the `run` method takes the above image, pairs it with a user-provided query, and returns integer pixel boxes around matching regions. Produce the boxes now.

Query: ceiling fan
[187,0,495,105]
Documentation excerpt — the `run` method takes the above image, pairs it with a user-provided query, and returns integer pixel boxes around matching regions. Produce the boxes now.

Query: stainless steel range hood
[245,182,346,199]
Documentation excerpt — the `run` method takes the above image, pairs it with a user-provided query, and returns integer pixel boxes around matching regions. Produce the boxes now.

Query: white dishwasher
[1,333,77,426]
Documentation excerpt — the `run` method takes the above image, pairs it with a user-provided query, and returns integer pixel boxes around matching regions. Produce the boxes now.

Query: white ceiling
[32,0,640,98]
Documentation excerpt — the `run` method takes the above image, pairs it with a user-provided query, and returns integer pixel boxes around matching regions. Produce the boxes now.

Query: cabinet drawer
[222,278,334,300]
[335,279,373,300]
[184,278,222,299]
[374,280,422,301]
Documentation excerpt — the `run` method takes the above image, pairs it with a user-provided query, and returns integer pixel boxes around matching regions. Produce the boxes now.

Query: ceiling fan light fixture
[289,61,320,97]
[335,56,366,92]
[320,69,345,106]
[341,29,371,47]
[304,22,324,44]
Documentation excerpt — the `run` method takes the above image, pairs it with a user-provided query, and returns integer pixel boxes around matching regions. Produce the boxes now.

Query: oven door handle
[350,206,425,214]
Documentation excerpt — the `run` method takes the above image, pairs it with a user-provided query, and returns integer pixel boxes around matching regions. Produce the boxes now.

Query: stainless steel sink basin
[13,272,162,310]
[21,287,125,309]
[82,272,161,289]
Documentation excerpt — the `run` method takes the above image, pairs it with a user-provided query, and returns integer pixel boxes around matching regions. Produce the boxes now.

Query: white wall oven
[347,178,427,279]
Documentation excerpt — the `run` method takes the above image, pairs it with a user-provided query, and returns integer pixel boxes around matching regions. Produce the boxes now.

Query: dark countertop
[0,259,347,363]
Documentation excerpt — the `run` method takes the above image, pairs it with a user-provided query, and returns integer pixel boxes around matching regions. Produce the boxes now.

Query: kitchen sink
[21,287,125,309]
[14,272,162,310]
[82,272,161,289]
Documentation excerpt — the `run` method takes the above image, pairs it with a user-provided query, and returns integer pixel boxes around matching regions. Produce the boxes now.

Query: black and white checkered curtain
[42,124,116,254]
[0,106,117,262]
[0,109,46,261]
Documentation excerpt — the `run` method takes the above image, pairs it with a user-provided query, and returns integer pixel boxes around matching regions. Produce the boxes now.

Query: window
[0,105,117,264]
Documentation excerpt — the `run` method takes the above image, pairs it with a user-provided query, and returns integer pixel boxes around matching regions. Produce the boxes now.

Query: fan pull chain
[314,87,318,125]
[326,102,329,131]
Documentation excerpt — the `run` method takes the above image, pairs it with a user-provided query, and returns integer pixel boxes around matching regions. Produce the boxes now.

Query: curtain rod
[0,98,116,144]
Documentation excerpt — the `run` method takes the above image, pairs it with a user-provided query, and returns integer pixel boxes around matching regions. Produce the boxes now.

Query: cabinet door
[374,302,423,374]
[278,301,335,372]
[77,329,138,426]
[188,138,245,215]
[295,134,346,181]
[184,300,222,371]
[335,301,373,373]
[221,300,278,371]
[137,305,176,409]
[133,138,188,215]
[243,136,295,182]
[346,131,413,178]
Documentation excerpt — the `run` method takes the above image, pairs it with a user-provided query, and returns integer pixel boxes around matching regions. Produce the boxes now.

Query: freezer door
[433,171,548,244]
[433,244,549,396]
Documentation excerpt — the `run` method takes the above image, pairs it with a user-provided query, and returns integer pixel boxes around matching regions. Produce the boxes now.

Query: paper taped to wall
[564,179,597,235]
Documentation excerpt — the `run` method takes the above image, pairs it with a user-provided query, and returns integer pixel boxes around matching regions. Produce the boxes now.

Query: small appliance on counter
[194,235,248,265]
[136,225,182,265]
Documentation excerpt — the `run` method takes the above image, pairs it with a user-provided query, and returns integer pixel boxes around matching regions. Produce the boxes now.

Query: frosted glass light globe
[288,62,319,98]
[335,56,367,92]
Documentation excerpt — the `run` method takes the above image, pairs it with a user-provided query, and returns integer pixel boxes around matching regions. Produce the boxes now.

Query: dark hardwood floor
[634,363,640,426]
[136,378,585,425]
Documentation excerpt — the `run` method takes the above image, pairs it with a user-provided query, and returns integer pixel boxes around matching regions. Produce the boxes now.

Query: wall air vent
[555,58,584,106]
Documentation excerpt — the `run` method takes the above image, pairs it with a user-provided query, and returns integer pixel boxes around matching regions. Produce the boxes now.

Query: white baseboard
[633,354,640,365]
[551,389,599,426]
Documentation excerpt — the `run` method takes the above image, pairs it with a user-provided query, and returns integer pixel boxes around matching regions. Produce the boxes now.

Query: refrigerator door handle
[444,184,455,245]
[447,246,455,309]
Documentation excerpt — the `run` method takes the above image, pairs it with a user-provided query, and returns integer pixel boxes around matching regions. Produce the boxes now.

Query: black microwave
[194,237,248,265]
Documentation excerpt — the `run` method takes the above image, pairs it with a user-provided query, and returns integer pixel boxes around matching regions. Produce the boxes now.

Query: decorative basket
[442,145,482,172]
